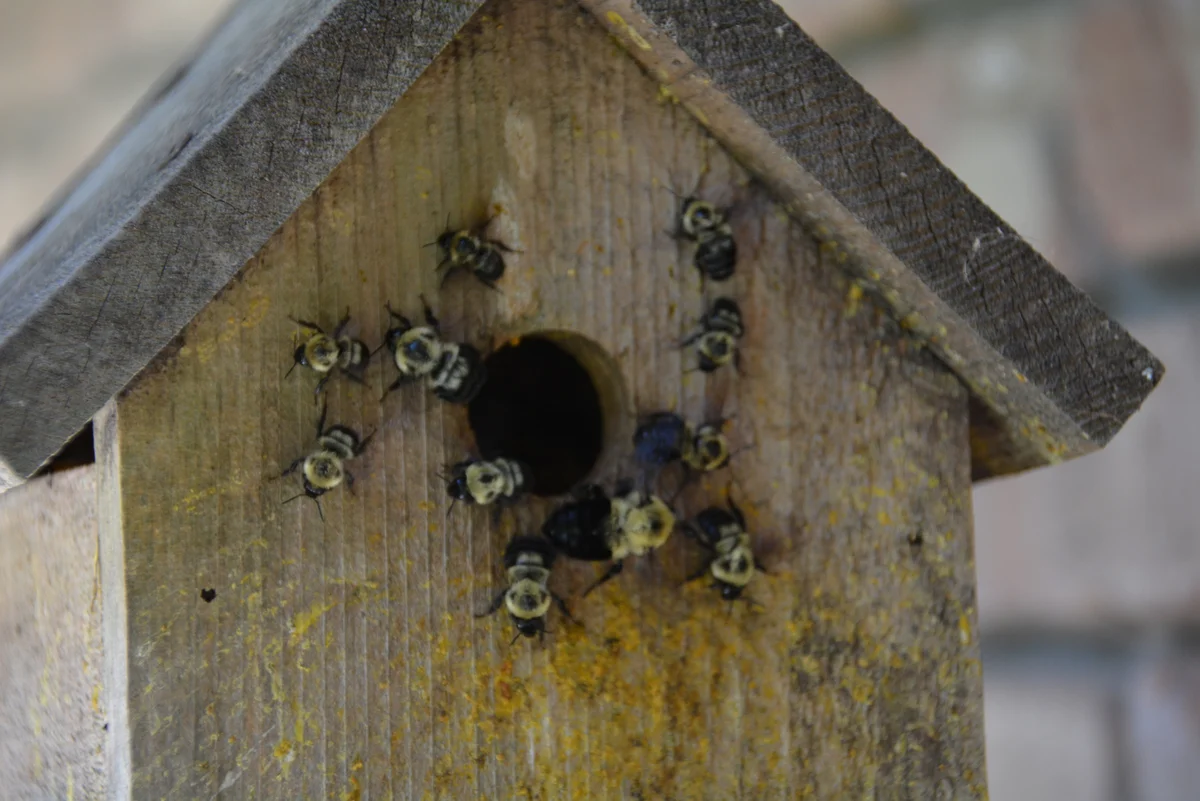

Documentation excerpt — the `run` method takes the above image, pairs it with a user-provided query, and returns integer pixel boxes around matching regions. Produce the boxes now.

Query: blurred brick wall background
[2,0,1197,798]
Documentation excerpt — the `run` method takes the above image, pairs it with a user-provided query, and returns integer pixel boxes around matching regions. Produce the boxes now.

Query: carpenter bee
[541,482,676,597]
[673,197,736,282]
[285,309,370,395]
[477,536,576,643]
[378,296,487,404]
[435,221,518,290]
[633,412,732,474]
[281,402,373,521]
[683,498,762,603]
[682,297,744,373]
[444,457,533,514]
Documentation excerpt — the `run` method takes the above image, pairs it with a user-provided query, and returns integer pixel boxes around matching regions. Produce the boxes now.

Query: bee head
[512,616,546,639]
[446,474,472,501]
[293,344,309,367]
[682,199,720,237]
[719,582,744,601]
[302,479,329,499]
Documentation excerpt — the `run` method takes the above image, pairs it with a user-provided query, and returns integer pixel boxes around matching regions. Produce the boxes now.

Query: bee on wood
[673,196,736,282]
[285,309,370,395]
[378,296,487,404]
[435,220,518,290]
[542,482,676,597]
[477,536,576,643]
[281,402,373,521]
[683,498,763,604]
[682,297,744,373]
[444,457,533,515]
[634,412,732,474]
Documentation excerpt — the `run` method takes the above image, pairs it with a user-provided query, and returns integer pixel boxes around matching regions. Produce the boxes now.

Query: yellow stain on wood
[605,11,653,51]
[290,601,337,645]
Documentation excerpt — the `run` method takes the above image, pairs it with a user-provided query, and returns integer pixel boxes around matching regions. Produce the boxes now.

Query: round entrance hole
[468,333,620,496]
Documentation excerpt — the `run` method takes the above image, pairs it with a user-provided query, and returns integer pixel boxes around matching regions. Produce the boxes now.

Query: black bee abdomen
[695,235,736,281]
[541,499,613,561]
[475,249,506,282]
[633,412,686,465]
[434,345,488,404]
[504,535,558,569]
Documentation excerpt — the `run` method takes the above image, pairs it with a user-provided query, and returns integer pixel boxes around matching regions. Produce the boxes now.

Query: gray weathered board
[0,0,1162,488]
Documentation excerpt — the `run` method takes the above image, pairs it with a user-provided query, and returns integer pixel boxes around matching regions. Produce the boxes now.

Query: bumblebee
[445,457,532,512]
[435,222,517,290]
[683,499,760,601]
[281,402,373,521]
[285,309,370,395]
[633,412,732,473]
[541,483,676,596]
[477,536,575,643]
[379,296,487,404]
[675,197,736,282]
[682,297,744,373]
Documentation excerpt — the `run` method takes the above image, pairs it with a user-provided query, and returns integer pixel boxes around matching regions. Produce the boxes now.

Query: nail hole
[200,588,217,603]
[468,333,623,496]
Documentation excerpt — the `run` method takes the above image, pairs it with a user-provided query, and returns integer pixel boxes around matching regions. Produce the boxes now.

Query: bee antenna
[282,493,306,506]
[284,361,299,379]
[314,498,325,523]
[509,631,522,648]
[445,497,458,519]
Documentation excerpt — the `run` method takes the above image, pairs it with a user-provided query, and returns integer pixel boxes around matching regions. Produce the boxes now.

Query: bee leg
[684,565,711,584]
[581,560,624,598]
[419,294,440,330]
[343,369,367,386]
[475,588,508,618]
[679,329,702,349]
[380,375,415,402]
[313,373,332,397]
[552,592,581,627]
[357,429,377,456]
[733,348,744,377]
[344,470,356,496]
[315,401,329,437]
[290,316,324,333]
[280,456,305,478]
[479,277,502,293]
[333,307,351,339]
[384,302,412,329]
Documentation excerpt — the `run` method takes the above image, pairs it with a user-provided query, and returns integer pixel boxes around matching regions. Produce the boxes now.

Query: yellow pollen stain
[291,601,336,645]
[606,11,652,50]
[844,283,863,317]
[958,613,972,645]
[877,510,892,526]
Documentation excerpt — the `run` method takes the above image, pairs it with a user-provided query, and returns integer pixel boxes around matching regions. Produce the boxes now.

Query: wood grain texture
[99,0,985,797]
[0,466,107,800]
[0,0,487,485]
[583,0,1163,479]
[0,0,1161,487]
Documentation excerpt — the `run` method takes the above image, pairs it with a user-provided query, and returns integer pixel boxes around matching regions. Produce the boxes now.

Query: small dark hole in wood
[33,422,96,477]
[468,337,603,496]
[200,588,217,603]
[908,531,924,549]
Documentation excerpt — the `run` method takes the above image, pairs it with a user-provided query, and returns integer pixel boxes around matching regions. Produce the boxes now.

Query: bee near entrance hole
[467,333,625,496]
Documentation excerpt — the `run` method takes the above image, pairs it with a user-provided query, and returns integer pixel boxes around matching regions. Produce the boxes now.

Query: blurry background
[2,0,1198,798]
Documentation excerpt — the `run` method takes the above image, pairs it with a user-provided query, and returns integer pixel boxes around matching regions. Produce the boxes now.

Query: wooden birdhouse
[0,0,1163,798]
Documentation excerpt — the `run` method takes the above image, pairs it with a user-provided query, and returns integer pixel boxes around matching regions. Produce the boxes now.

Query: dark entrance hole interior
[468,336,604,496]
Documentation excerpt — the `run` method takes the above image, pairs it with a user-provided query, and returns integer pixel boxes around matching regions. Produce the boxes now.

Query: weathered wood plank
[0,0,488,485]
[581,0,1162,478]
[99,0,985,797]
[0,0,1162,487]
[0,466,107,799]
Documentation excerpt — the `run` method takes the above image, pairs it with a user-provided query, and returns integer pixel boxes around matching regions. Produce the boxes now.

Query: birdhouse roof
[0,0,1162,488]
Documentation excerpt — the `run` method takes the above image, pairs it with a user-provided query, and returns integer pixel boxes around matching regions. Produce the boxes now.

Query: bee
[674,197,736,282]
[379,296,487,404]
[444,457,533,514]
[285,309,370,395]
[633,412,732,474]
[541,482,676,596]
[477,536,576,643]
[281,402,373,521]
[435,221,518,290]
[681,297,744,373]
[683,498,762,603]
